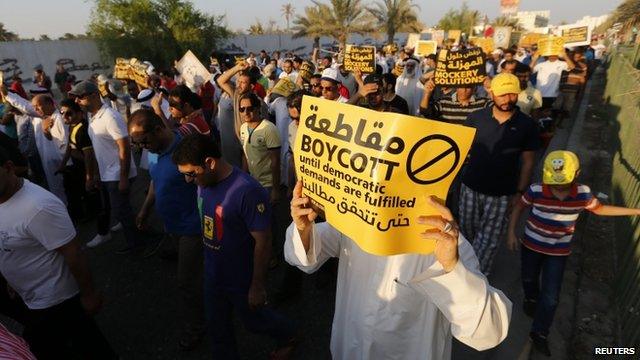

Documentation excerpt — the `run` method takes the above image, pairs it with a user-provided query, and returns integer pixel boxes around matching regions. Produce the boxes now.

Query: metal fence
[605,44,640,347]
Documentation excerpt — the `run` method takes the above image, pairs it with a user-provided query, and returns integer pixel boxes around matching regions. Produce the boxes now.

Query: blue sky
[1,0,622,39]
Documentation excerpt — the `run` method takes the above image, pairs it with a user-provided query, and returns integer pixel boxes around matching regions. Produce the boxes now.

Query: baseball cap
[543,150,580,185]
[321,67,340,84]
[69,80,99,97]
[363,74,382,86]
[491,73,521,96]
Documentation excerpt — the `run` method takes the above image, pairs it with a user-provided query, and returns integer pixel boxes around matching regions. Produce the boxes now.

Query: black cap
[364,73,383,86]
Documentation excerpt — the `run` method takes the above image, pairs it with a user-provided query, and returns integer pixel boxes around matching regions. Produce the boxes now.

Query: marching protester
[70,81,142,253]
[56,99,111,247]
[395,57,424,115]
[128,109,205,350]
[286,181,511,359]
[507,151,640,356]
[0,146,117,360]
[172,134,299,359]
[459,73,541,275]
[1,85,68,203]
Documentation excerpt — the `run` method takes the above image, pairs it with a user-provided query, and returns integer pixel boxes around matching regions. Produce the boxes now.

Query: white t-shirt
[533,60,569,98]
[0,180,79,309]
[88,104,137,182]
[592,44,606,60]
[278,70,299,83]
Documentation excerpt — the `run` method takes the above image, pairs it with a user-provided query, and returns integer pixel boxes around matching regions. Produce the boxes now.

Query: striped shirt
[0,323,36,359]
[420,95,491,125]
[520,183,601,256]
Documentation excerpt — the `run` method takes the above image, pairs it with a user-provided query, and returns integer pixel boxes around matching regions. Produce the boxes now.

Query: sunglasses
[239,106,255,113]
[180,171,199,178]
[131,138,151,147]
[321,86,336,92]
[60,110,75,117]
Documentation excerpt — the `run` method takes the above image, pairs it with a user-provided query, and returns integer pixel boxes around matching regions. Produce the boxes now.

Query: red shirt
[177,110,211,136]
[252,83,266,99]
[198,81,216,112]
[162,78,177,91]
[9,82,29,100]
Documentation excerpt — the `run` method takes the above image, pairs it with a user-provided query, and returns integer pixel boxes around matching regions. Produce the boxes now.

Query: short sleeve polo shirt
[462,107,541,196]
[239,120,281,188]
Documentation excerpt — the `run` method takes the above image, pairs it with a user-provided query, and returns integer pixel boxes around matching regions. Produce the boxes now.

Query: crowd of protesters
[1,33,638,360]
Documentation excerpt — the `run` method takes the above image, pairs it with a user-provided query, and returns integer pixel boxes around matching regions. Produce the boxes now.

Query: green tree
[367,0,423,45]
[436,1,481,35]
[0,23,19,41]
[248,19,265,35]
[610,0,640,31]
[281,3,295,32]
[39,34,51,41]
[292,4,327,49]
[492,15,522,31]
[88,0,229,68]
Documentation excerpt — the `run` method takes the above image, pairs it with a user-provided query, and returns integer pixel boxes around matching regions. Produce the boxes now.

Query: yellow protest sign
[519,33,545,48]
[560,25,591,47]
[406,33,421,49]
[343,45,376,74]
[294,97,476,255]
[415,40,437,57]
[469,37,494,54]
[537,36,565,57]
[270,77,299,97]
[448,30,462,44]
[113,58,149,88]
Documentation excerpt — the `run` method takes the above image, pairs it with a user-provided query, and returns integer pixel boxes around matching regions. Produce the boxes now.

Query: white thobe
[395,76,424,116]
[285,222,512,360]
[5,93,68,204]
[268,96,291,187]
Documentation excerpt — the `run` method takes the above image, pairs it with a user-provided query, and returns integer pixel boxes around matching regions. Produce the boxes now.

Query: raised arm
[216,61,250,97]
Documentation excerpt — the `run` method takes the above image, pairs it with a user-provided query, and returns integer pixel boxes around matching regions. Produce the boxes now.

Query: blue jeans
[103,179,140,247]
[204,275,296,359]
[521,246,568,335]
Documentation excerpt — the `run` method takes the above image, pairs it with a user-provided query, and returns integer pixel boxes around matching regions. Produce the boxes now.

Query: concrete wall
[221,33,412,55]
[0,40,110,90]
[0,33,416,90]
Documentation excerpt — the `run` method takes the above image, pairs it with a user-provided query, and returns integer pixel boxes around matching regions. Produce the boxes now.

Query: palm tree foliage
[292,0,374,50]
[436,1,481,35]
[367,0,423,45]
[281,3,295,32]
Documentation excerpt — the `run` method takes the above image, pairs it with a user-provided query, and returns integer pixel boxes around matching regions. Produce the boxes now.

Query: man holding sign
[286,182,511,358]
[284,95,511,358]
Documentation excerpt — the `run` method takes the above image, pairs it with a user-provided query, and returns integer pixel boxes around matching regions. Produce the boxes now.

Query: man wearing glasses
[128,109,205,351]
[319,68,348,103]
[70,81,141,254]
[238,93,282,204]
[55,99,110,248]
[171,134,298,359]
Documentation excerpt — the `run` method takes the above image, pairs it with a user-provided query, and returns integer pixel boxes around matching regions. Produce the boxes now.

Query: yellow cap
[491,73,521,96]
[543,150,580,185]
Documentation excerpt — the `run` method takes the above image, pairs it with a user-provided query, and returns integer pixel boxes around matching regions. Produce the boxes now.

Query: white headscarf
[395,58,423,115]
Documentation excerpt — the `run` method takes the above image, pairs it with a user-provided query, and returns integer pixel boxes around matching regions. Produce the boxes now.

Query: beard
[496,101,516,112]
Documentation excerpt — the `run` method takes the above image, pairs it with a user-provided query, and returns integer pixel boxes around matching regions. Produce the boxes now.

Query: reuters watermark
[593,347,636,355]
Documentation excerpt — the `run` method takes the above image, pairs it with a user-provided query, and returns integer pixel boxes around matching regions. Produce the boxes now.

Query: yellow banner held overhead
[448,30,462,44]
[469,37,494,54]
[294,97,476,256]
[537,36,565,57]
[343,44,376,74]
[415,40,438,57]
